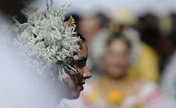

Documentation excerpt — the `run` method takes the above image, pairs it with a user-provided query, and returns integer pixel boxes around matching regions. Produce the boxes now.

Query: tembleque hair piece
[14,0,82,81]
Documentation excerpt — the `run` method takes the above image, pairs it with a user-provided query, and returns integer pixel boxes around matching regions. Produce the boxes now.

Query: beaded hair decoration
[14,0,82,81]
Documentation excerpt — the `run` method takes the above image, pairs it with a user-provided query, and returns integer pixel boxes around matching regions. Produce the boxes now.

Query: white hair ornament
[123,28,141,66]
[14,0,82,81]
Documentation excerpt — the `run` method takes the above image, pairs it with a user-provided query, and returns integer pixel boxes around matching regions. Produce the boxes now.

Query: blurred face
[78,17,100,42]
[103,38,130,79]
[59,42,91,99]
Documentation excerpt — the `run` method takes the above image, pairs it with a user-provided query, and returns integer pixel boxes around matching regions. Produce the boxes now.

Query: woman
[9,0,91,108]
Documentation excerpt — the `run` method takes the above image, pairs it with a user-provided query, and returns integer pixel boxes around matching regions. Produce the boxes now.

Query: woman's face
[59,42,91,99]
[103,38,130,79]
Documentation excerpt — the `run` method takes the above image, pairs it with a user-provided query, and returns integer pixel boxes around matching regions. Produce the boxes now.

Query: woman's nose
[83,66,92,79]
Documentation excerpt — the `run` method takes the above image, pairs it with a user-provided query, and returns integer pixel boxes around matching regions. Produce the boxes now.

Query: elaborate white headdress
[14,0,82,81]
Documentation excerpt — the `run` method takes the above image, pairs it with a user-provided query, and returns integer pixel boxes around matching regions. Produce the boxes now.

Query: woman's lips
[78,82,85,90]
[80,85,84,90]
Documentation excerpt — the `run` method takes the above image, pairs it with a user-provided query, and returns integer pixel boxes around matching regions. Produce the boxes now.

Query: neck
[108,73,128,80]
[102,72,132,84]
[58,97,63,103]
[51,93,64,107]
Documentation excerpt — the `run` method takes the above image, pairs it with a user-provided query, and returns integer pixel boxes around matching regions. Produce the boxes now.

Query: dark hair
[65,14,81,31]
[106,33,131,48]
[77,32,86,42]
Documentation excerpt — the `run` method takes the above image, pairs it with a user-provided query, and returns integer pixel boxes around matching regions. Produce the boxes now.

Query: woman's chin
[65,91,80,99]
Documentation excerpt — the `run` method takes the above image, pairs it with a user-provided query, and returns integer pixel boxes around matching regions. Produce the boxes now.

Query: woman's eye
[77,60,85,68]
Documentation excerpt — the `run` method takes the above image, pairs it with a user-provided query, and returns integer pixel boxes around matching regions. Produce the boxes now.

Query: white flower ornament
[14,0,82,81]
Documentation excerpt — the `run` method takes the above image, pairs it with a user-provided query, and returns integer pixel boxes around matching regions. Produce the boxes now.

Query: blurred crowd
[61,9,176,108]
[1,0,176,108]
